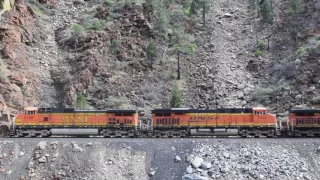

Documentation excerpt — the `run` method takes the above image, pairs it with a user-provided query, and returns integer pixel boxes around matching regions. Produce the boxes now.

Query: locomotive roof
[38,108,136,113]
[152,108,253,113]
[290,108,320,113]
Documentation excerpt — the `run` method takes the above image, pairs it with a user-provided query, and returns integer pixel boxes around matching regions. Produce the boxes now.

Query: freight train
[6,106,320,138]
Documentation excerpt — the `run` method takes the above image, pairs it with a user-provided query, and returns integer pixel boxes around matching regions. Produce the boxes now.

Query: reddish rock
[7,74,26,87]
[0,25,22,44]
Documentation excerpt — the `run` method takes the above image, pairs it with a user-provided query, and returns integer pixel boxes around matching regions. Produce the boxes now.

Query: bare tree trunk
[203,1,206,27]
[177,53,180,80]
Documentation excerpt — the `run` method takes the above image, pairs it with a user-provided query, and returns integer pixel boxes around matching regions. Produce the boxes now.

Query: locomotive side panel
[13,108,138,137]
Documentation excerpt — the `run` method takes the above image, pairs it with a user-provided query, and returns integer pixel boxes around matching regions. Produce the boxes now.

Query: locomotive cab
[15,107,39,126]
[252,107,276,125]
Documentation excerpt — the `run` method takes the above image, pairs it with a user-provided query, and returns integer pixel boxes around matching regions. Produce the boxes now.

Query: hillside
[0,0,319,117]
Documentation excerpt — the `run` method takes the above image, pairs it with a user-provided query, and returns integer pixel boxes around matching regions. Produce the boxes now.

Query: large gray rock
[186,165,193,174]
[181,174,208,180]
[38,156,46,163]
[72,143,83,152]
[192,157,204,168]
[38,141,47,150]
[201,161,212,169]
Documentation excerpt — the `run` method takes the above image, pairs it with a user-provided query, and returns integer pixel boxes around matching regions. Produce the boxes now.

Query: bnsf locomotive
[7,106,320,138]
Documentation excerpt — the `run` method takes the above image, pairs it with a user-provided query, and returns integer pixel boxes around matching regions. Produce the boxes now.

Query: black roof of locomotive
[38,108,136,114]
[290,108,320,113]
[152,108,253,114]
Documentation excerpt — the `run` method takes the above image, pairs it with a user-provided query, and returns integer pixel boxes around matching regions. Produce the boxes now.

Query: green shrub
[254,49,263,57]
[76,93,88,109]
[109,40,121,54]
[258,40,266,50]
[109,12,122,19]
[124,0,131,8]
[165,70,177,80]
[296,47,307,57]
[183,0,191,9]
[147,40,157,69]
[32,6,49,20]
[187,43,196,53]
[170,81,182,108]
[84,18,106,31]
[106,96,128,108]
[105,1,113,6]
[252,87,274,105]
[183,8,190,16]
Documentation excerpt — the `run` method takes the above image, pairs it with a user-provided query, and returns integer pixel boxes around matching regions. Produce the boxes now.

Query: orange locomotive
[288,108,320,137]
[152,107,277,137]
[12,107,138,137]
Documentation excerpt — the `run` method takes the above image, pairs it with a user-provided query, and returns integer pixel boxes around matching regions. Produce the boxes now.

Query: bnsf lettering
[62,116,90,123]
[188,117,214,121]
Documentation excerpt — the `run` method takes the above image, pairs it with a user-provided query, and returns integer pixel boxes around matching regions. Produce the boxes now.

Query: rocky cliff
[0,0,319,116]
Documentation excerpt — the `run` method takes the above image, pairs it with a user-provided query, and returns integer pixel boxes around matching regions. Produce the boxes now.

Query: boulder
[38,141,47,150]
[191,157,204,168]
[186,165,193,174]
[38,156,46,163]
[201,161,212,169]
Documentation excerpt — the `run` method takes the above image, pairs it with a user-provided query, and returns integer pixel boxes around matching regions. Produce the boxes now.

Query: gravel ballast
[0,138,319,180]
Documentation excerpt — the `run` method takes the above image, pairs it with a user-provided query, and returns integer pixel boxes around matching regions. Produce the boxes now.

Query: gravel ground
[0,138,319,180]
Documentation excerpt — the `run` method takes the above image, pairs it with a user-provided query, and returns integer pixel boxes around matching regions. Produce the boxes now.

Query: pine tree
[153,0,170,37]
[261,0,273,24]
[260,0,274,50]
[170,82,182,108]
[171,25,196,80]
[189,0,199,17]
[72,24,84,53]
[76,93,88,109]
[147,40,157,69]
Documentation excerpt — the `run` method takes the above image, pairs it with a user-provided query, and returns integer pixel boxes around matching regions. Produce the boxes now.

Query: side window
[44,117,49,121]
